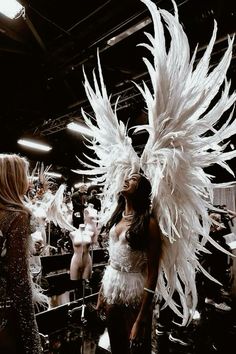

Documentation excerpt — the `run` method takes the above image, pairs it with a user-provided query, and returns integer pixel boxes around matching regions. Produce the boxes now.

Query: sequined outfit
[102,226,148,306]
[0,210,42,354]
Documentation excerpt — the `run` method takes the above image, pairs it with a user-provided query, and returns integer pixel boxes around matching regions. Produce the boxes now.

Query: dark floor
[154,300,236,354]
[40,295,236,354]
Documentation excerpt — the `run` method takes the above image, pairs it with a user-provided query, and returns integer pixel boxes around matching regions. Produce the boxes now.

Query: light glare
[44,172,62,178]
[74,182,91,189]
[17,139,52,152]
[0,0,23,19]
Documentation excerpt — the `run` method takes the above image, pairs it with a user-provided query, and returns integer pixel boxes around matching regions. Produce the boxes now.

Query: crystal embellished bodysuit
[0,210,42,354]
[102,226,148,306]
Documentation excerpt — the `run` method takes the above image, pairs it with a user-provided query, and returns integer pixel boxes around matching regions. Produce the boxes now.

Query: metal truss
[37,84,146,136]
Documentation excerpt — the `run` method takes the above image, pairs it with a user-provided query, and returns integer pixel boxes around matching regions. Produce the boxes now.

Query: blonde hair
[0,153,30,212]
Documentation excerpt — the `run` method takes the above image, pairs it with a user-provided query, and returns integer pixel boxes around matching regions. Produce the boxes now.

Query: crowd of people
[0,153,235,354]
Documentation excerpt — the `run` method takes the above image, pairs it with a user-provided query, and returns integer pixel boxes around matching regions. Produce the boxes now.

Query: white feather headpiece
[74,0,236,324]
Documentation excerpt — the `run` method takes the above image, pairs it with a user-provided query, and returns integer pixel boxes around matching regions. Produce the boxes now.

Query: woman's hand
[130,319,145,341]
[129,319,146,352]
[95,289,107,322]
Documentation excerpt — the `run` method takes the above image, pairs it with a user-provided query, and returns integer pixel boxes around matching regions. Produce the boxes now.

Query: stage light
[0,0,23,19]
[44,172,62,178]
[67,122,93,137]
[17,139,52,152]
[107,18,151,46]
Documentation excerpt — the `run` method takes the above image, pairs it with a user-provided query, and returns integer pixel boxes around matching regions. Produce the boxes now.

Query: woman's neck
[124,200,134,216]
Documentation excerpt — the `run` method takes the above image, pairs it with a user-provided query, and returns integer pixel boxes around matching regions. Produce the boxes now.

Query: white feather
[73,51,140,223]
[47,184,76,232]
[77,0,236,326]
[139,0,236,324]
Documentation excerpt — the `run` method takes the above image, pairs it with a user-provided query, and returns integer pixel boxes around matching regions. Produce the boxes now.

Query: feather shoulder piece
[74,53,140,223]
[47,184,76,232]
[137,0,236,324]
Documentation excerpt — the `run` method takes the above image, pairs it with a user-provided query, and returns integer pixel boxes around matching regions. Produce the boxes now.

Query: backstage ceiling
[0,0,235,184]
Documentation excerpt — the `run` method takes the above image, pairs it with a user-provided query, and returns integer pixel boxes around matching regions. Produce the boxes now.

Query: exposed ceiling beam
[0,45,30,55]
[22,12,47,51]
[0,15,27,45]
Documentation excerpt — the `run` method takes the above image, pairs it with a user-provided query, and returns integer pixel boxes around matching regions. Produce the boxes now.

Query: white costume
[102,226,147,306]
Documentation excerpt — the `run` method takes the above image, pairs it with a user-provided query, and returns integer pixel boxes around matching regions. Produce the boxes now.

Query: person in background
[220,205,236,230]
[72,184,87,228]
[96,173,162,354]
[0,154,42,354]
[87,189,101,212]
[203,211,232,311]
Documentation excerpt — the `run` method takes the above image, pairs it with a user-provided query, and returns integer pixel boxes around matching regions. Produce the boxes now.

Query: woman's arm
[6,212,42,354]
[130,216,162,340]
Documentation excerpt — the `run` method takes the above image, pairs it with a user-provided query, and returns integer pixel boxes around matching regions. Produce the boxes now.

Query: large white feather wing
[74,53,140,222]
[138,0,236,324]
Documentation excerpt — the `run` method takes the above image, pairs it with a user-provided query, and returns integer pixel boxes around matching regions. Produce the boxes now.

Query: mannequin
[83,203,99,244]
[69,224,93,280]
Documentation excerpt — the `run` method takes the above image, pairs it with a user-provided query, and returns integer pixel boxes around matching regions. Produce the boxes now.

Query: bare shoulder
[148,216,161,241]
[147,216,162,258]
[149,216,160,232]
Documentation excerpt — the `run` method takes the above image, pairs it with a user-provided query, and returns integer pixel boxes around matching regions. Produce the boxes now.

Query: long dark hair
[106,174,152,250]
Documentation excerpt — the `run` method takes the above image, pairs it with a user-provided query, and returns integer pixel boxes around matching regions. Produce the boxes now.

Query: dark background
[0,0,235,186]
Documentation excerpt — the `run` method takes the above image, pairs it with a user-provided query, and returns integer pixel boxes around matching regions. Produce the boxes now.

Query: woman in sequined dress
[96,173,162,354]
[0,154,42,354]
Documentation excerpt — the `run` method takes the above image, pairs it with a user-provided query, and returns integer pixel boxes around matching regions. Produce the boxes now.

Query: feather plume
[73,52,140,223]
[137,0,236,324]
[47,184,76,232]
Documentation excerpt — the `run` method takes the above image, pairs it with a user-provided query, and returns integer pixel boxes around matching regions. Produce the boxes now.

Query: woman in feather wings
[74,0,236,352]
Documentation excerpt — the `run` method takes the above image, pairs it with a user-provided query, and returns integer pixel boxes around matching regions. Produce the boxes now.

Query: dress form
[83,203,99,244]
[69,224,93,280]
